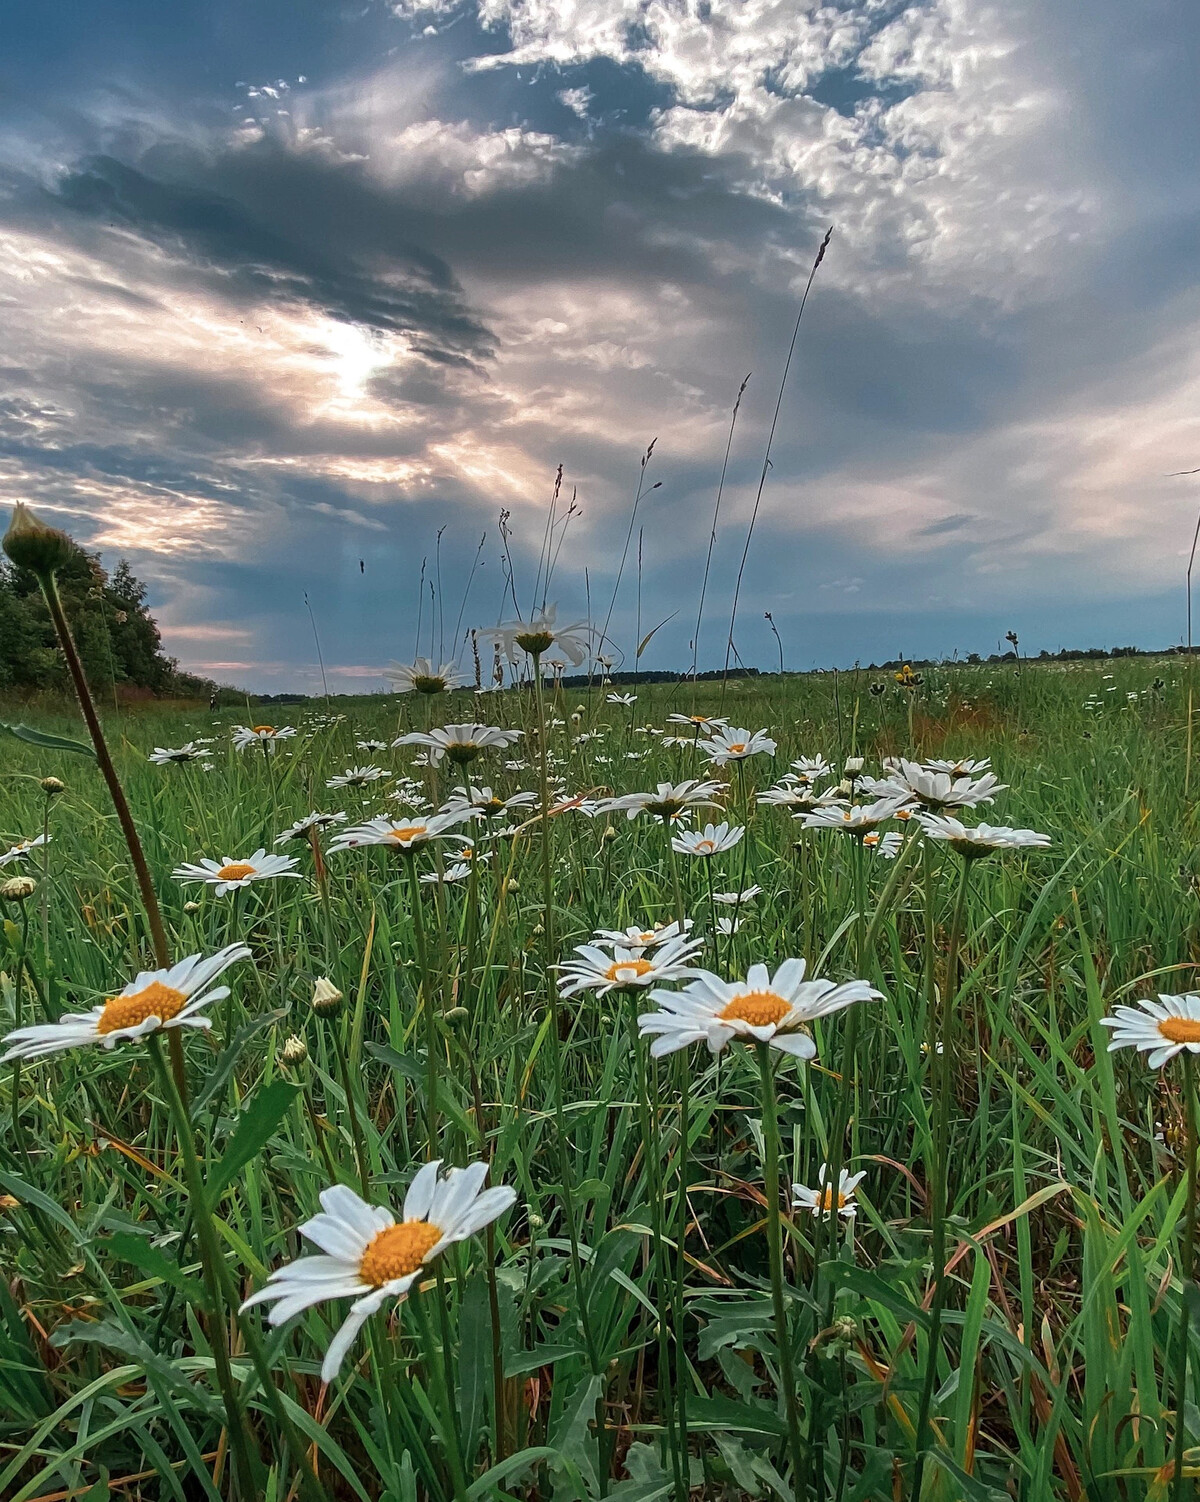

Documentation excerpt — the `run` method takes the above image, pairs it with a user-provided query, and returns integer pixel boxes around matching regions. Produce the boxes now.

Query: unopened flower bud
[443,1006,469,1026]
[501,877,520,895]
[311,976,344,1016]
[528,1212,544,1229]
[279,1034,308,1067]
[40,777,65,797]
[832,1315,858,1345]
[836,779,853,797]
[3,502,74,577]
[844,757,864,776]
[1,875,36,903]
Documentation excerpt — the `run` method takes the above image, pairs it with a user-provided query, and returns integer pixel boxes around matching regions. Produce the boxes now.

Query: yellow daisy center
[728,743,746,755]
[515,629,555,655]
[359,1221,442,1286]
[1158,1017,1200,1044]
[818,1187,848,1212]
[388,826,425,843]
[695,839,716,852]
[863,833,879,847]
[252,725,276,734]
[217,862,257,881]
[605,958,655,982]
[718,990,791,1027]
[413,675,444,694]
[98,980,188,1036]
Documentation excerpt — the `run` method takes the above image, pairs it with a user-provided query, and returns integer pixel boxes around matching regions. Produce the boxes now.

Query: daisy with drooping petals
[672,822,744,857]
[712,886,762,906]
[275,812,348,845]
[383,658,463,695]
[484,604,593,667]
[700,726,777,766]
[421,862,473,885]
[232,725,297,753]
[792,1166,865,1221]
[638,959,880,1058]
[0,834,50,867]
[328,810,474,854]
[558,932,703,998]
[1101,995,1200,1069]
[607,692,637,706]
[601,778,724,823]
[173,849,301,895]
[148,743,206,765]
[357,739,389,753]
[864,830,904,859]
[758,782,845,812]
[591,919,694,953]
[790,755,832,783]
[0,943,251,1063]
[326,766,387,789]
[241,1163,516,1383]
[876,758,1006,811]
[916,814,1050,857]
[394,724,522,766]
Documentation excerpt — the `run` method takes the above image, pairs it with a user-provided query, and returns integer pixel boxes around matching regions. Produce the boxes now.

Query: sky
[1,0,1198,692]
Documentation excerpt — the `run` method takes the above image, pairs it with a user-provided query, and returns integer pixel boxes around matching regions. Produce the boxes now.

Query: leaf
[0,1167,86,1244]
[208,1079,299,1199]
[366,1041,424,1080]
[107,1230,207,1307]
[455,1274,491,1468]
[193,1009,288,1114]
[636,612,678,660]
[504,1343,586,1377]
[0,722,96,759]
[547,1373,602,1498]
[49,1320,224,1419]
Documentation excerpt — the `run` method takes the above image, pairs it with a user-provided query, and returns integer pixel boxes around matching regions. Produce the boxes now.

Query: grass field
[1,650,1197,1501]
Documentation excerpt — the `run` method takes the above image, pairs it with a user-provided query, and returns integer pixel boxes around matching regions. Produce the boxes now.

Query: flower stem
[1173,1051,1198,1502]
[407,855,442,1154]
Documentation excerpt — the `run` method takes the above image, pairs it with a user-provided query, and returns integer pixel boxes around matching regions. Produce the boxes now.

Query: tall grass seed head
[3,502,74,576]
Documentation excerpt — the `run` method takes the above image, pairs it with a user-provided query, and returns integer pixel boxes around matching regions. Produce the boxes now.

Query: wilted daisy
[241,1163,516,1383]
[801,796,914,837]
[383,658,462,695]
[638,960,880,1058]
[148,743,206,765]
[792,1166,865,1221]
[1100,995,1200,1068]
[672,822,744,857]
[484,604,593,667]
[232,725,297,752]
[394,724,522,766]
[329,810,474,854]
[558,932,703,998]
[442,785,538,821]
[0,834,50,867]
[326,765,388,789]
[601,778,724,823]
[876,758,1006,811]
[700,726,777,766]
[0,943,251,1062]
[173,849,301,895]
[916,814,1050,857]
[592,919,695,953]
[712,886,762,905]
[275,812,349,845]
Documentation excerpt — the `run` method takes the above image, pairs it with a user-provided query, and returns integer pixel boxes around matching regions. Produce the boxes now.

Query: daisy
[607,692,637,706]
[383,658,462,695]
[148,743,206,765]
[672,822,744,857]
[666,713,729,732]
[916,814,1050,857]
[484,604,593,667]
[549,793,602,817]
[591,919,695,953]
[232,725,297,752]
[558,932,703,998]
[394,724,522,766]
[241,1163,516,1384]
[173,850,302,895]
[922,756,992,777]
[356,740,389,753]
[758,783,846,812]
[864,830,904,859]
[792,1166,865,1221]
[275,812,348,845]
[328,810,474,854]
[441,786,538,821]
[0,834,50,868]
[700,726,777,766]
[790,756,832,783]
[326,765,388,790]
[716,916,743,937]
[601,779,724,823]
[0,943,251,1062]
[801,796,914,837]
[420,862,473,884]
[876,758,1006,811]
[1101,995,1200,1068]
[712,886,762,906]
[638,960,880,1058]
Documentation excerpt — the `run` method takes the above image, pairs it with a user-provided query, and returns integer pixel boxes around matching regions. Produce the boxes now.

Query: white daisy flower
[420,862,473,884]
[922,756,992,777]
[548,793,602,817]
[666,713,729,732]
[356,740,389,752]
[591,919,695,953]
[671,822,744,857]
[801,796,914,837]
[792,1166,865,1221]
[328,810,474,854]
[326,765,388,789]
[716,915,743,936]
[700,726,777,766]
[875,758,1006,811]
[0,943,251,1063]
[393,724,522,766]
[383,658,462,695]
[789,756,832,783]
[148,743,206,765]
[441,785,538,821]
[916,814,1050,856]
[241,1163,516,1383]
[600,779,724,823]
[758,783,846,812]
[483,604,593,667]
[638,960,879,1058]
[712,886,762,906]
[1101,995,1200,1068]
[275,812,348,845]
[863,830,904,859]
[173,849,302,894]
[0,834,50,868]
[607,692,637,706]
[232,725,297,752]
[558,932,703,998]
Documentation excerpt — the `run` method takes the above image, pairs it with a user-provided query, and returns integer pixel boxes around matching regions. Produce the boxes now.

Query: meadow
[0,627,1197,1501]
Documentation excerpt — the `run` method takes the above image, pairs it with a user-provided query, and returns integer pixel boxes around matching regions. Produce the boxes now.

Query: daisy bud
[183,901,201,913]
[279,1034,308,1067]
[2,502,74,577]
[844,757,864,776]
[1,875,37,903]
[40,777,65,797]
[602,825,617,842]
[836,779,853,797]
[443,1006,469,1026]
[528,1211,544,1229]
[311,976,344,1016]
[502,878,520,895]
[833,1315,858,1345]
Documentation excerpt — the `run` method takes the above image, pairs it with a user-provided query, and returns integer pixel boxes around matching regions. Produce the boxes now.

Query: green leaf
[0,722,96,759]
[193,1009,288,1114]
[208,1079,299,1199]
[456,1273,492,1468]
[107,1230,208,1307]
[503,1343,586,1377]
[49,1320,223,1419]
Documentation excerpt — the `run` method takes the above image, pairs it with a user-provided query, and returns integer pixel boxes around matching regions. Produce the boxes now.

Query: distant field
[1,653,1196,1500]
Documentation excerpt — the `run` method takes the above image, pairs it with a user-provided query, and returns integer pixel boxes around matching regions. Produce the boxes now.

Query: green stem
[1172,1052,1198,1502]
[413,1289,471,1502]
[407,856,441,1154]
[329,1018,370,1193]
